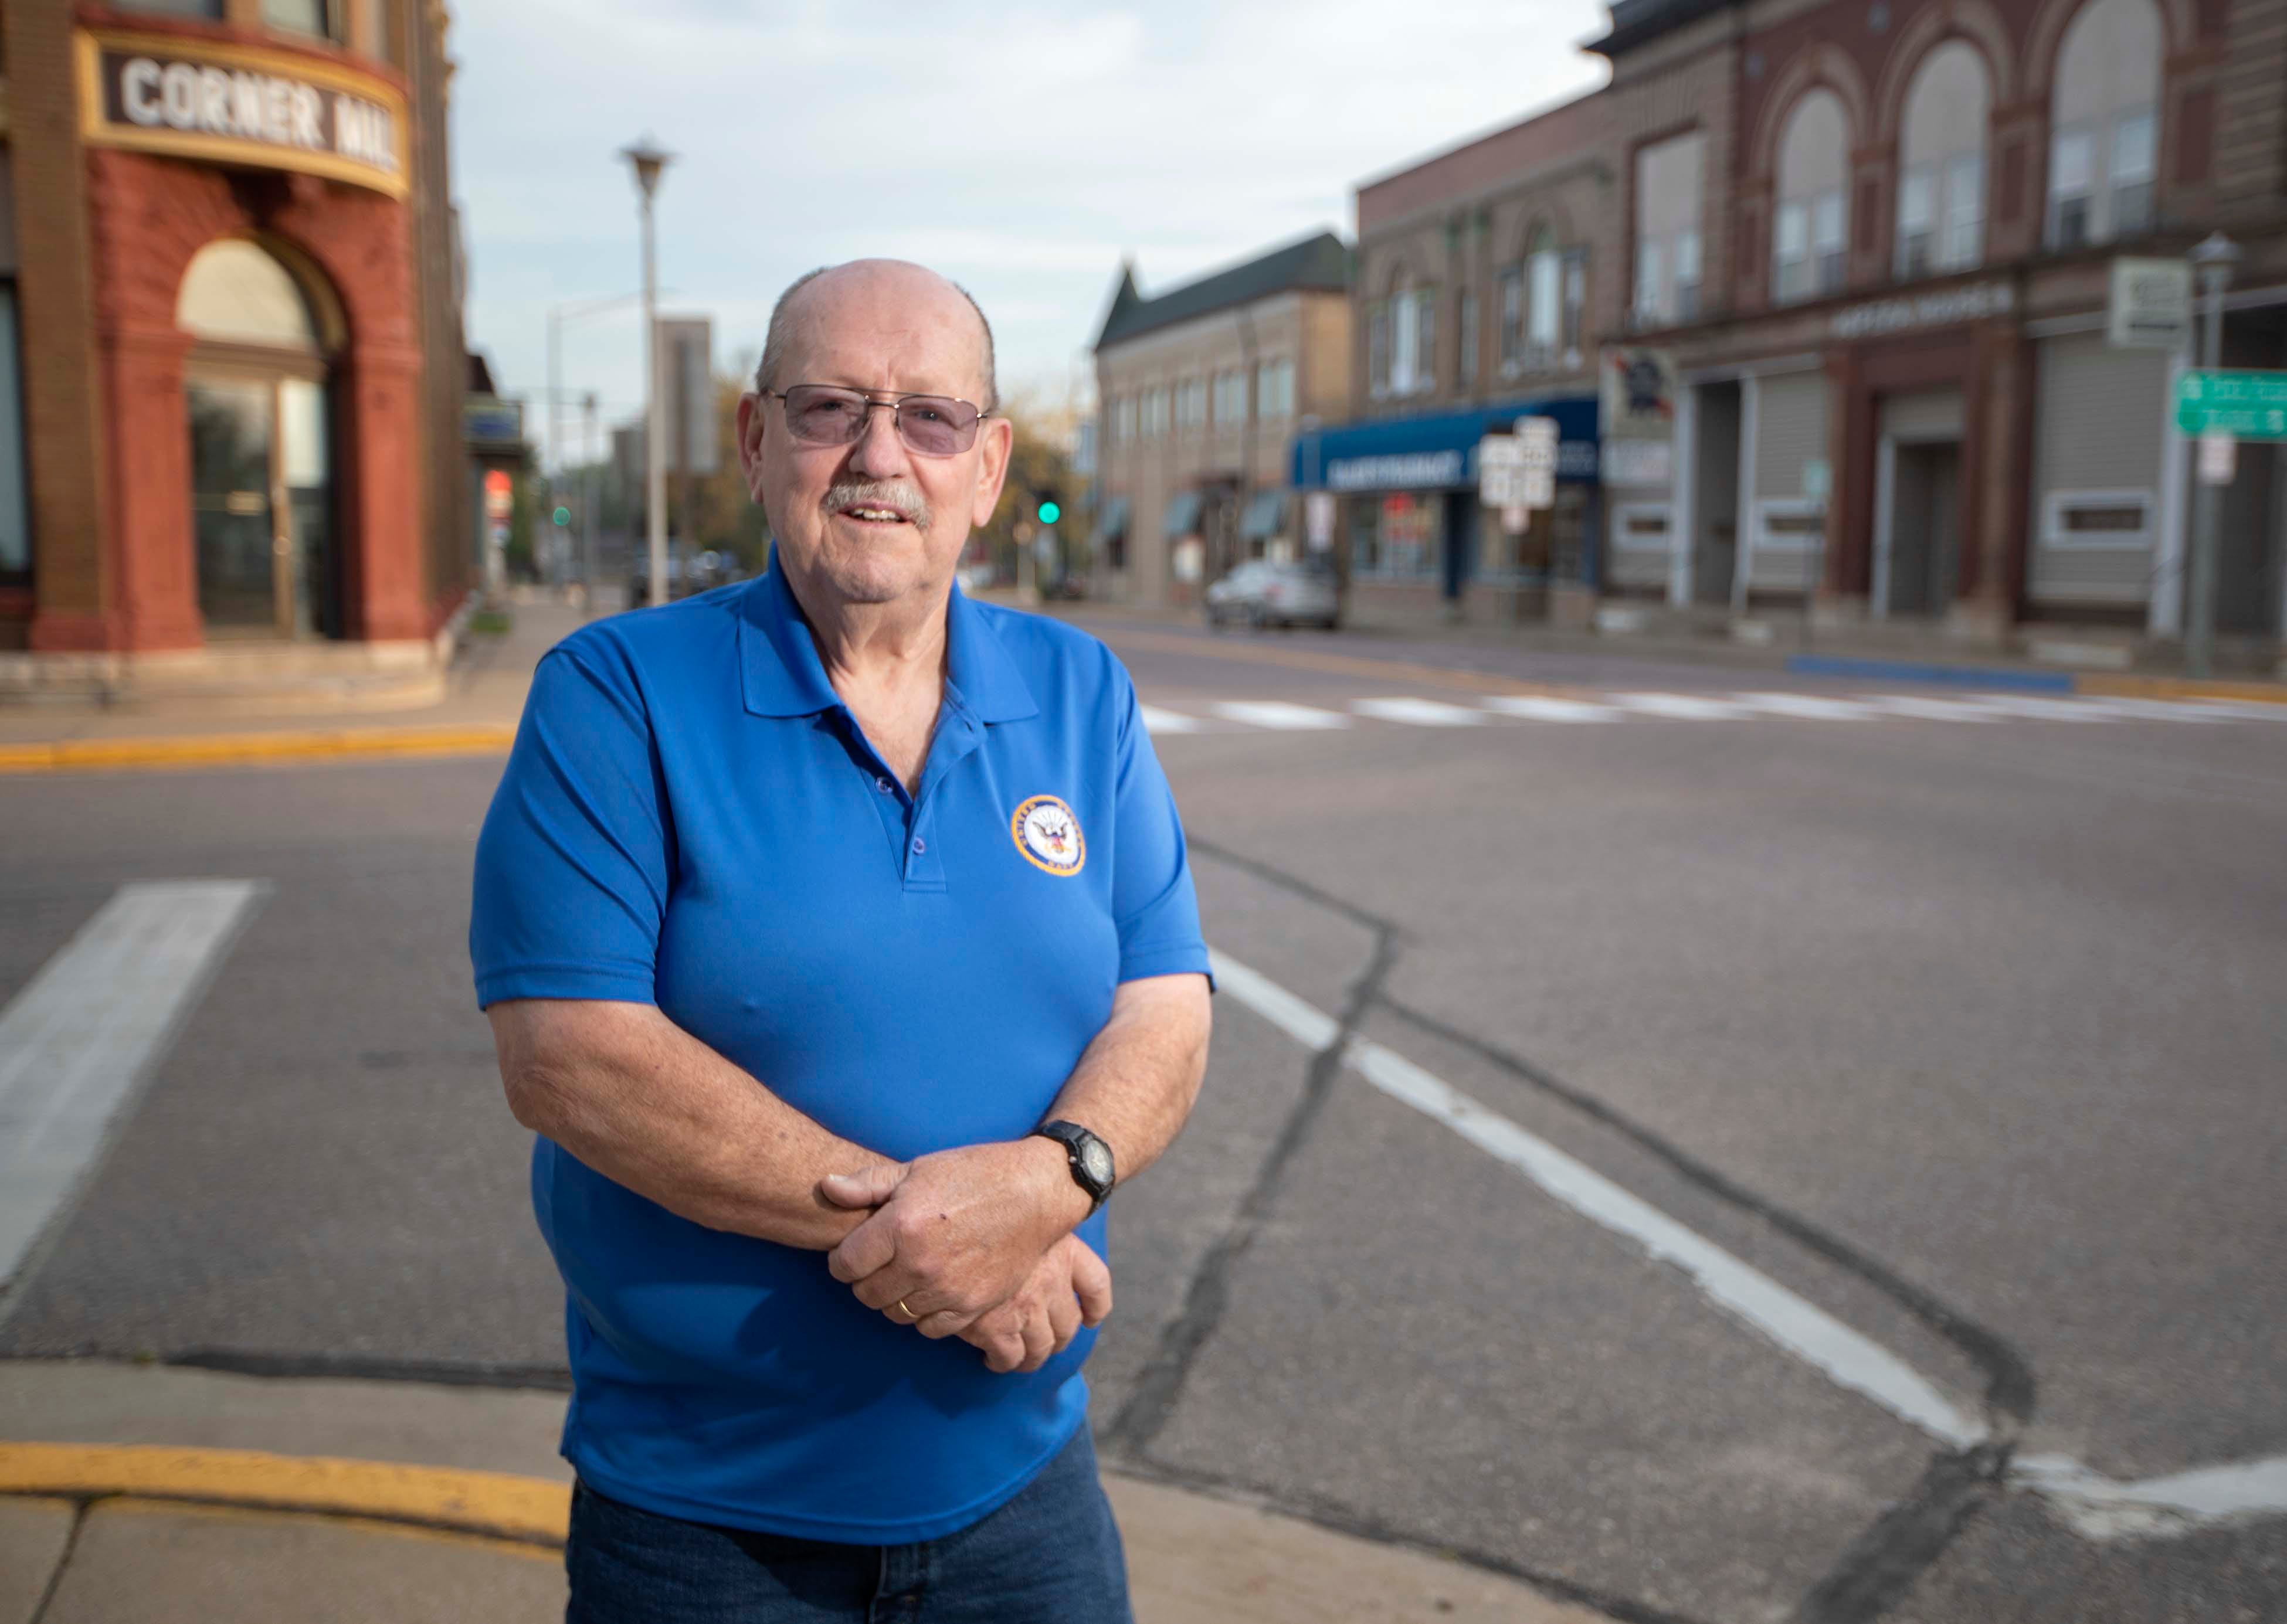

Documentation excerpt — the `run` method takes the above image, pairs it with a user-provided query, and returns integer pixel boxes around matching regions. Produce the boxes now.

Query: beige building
[1301,94,1616,628]
[1091,233,1352,608]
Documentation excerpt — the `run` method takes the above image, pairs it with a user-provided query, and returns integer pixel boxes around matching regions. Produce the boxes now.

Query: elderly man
[470,260,1212,1622]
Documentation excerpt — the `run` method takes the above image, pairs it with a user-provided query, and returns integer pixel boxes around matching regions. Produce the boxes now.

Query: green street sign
[2175,369,2287,440]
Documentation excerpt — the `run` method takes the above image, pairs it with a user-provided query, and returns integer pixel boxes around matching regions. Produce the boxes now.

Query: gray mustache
[825,480,931,529]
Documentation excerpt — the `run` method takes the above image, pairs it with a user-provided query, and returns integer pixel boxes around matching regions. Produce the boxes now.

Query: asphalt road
[3,611,2283,1623]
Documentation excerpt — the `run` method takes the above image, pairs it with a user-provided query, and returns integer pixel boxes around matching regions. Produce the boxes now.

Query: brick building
[1092,233,1352,609]
[1294,94,1615,628]
[1592,0,2287,661]
[1,0,479,691]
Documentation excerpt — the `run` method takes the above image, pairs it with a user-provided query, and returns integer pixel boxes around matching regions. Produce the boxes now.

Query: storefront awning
[1290,394,1600,492]
[1098,497,1131,541]
[1239,490,1287,541]
[1162,491,1204,538]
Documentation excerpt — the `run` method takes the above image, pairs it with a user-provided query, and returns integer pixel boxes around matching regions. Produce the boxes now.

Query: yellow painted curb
[0,725,517,775]
[0,1442,568,1547]
[2078,674,2287,704]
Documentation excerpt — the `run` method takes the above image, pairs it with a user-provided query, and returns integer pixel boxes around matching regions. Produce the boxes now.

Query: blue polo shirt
[469,565,1208,1543]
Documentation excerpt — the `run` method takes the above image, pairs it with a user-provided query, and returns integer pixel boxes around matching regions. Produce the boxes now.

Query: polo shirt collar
[738,558,1037,724]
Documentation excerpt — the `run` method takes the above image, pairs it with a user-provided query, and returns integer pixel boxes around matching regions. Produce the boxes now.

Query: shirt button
[911,837,927,855]
[874,776,892,794]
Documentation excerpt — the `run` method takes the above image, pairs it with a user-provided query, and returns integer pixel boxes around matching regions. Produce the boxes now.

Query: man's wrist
[1020,1133,1098,1231]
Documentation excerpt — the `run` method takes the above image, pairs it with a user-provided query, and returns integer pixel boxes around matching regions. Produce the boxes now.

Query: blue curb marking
[1784,654,2079,694]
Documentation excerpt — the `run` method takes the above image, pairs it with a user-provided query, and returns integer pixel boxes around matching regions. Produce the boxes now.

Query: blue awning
[1290,393,1600,491]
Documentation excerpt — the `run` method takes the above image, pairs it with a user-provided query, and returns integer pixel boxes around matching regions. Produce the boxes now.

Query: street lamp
[2184,231,2241,678]
[620,135,673,610]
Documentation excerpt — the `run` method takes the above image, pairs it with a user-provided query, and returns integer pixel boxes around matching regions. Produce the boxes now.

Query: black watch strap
[1033,1120,1115,1215]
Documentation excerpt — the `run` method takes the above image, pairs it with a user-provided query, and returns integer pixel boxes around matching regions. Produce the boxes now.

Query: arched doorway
[177,239,342,639]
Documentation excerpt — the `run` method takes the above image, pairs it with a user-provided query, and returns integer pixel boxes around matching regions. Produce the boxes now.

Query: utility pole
[621,136,673,610]
[582,391,599,613]
[2185,232,2241,678]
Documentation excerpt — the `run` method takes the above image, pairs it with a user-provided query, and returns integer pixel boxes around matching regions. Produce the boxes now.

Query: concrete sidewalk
[0,1361,1607,1623]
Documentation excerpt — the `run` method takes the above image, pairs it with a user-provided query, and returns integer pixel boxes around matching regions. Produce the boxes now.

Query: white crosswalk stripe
[1134,689,2280,737]
[1352,697,1487,726]
[1609,693,1753,720]
[1210,701,1351,730]
[1732,692,1878,720]
[1479,696,1621,723]
[1138,705,1205,734]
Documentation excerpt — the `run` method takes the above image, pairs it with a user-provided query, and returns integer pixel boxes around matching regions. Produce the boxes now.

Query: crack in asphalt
[1170,837,2042,1624]
[1100,918,1400,1458]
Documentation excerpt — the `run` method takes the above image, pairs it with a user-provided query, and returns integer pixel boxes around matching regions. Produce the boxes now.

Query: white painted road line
[1609,693,1753,720]
[1210,701,1351,731]
[1731,692,1878,721]
[0,882,262,1292]
[1858,695,2010,722]
[1352,697,1487,727]
[1478,696,1621,723]
[1212,946,2287,1541]
[1138,705,1206,735]
[1964,695,2116,722]
[1207,948,1988,1452]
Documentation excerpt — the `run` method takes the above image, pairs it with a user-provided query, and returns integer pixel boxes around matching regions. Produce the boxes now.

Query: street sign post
[2108,257,2193,351]
[2175,369,2287,440]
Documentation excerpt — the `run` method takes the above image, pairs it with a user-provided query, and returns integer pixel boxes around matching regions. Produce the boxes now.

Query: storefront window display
[1351,492,1444,580]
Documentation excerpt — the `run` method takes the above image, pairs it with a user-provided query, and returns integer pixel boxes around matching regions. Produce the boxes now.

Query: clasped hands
[819,1138,1108,1375]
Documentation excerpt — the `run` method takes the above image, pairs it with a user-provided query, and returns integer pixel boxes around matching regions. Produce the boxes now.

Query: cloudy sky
[450,0,1610,466]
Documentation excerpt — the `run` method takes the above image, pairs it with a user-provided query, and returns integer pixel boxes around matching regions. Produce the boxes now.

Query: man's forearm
[487,999,873,1251]
[1033,972,1213,1192]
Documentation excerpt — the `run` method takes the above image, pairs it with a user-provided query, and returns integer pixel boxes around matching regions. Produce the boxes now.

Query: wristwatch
[1032,1120,1116,1217]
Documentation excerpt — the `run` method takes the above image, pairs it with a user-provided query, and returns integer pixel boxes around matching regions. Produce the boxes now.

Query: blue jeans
[564,1426,1132,1623]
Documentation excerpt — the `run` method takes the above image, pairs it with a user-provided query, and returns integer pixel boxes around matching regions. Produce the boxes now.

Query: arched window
[1379,269,1434,398]
[1526,225,1562,359]
[176,239,323,349]
[1773,90,1851,303]
[1897,42,1992,278]
[2048,0,2162,247]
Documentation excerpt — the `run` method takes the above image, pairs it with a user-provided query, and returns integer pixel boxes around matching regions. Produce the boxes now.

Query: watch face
[1080,1140,1114,1187]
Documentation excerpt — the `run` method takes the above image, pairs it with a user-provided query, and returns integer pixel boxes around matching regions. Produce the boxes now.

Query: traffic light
[552,505,571,527]
[1036,498,1061,526]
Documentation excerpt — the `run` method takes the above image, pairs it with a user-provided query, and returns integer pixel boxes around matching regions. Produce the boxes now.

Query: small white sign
[2198,430,2237,485]
[1304,491,1336,551]
[1521,470,1555,509]
[1600,440,1672,487]
[2109,257,2193,351]
[1518,416,1559,473]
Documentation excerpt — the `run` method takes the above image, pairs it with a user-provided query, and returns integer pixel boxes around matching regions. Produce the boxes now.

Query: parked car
[629,546,743,607]
[1203,558,1339,630]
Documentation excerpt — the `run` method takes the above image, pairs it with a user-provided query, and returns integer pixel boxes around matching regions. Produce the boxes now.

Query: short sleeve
[1108,673,1213,987]
[469,644,672,1009]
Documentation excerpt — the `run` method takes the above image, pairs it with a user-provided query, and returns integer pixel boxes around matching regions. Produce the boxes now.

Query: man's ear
[969,415,1014,530]
[737,392,766,498]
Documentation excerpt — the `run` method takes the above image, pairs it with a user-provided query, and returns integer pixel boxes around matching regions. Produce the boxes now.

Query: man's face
[738,263,1012,610]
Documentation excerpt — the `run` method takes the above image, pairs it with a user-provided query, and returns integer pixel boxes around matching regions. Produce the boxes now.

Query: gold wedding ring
[897,1299,917,1322]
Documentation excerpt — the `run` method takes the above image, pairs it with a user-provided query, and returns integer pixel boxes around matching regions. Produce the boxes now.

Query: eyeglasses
[763,385,988,457]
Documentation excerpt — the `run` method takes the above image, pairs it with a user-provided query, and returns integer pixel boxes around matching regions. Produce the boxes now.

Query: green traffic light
[552,505,571,526]
[1036,500,1061,525]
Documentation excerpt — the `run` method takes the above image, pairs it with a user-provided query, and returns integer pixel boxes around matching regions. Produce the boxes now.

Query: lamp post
[620,135,673,610]
[548,287,663,599]
[2185,230,2241,678]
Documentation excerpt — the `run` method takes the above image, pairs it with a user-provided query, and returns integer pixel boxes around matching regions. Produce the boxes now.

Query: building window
[0,284,29,576]
[1255,358,1294,419]
[262,0,334,37]
[1212,368,1248,427]
[1174,378,1208,431]
[1562,250,1588,362]
[1368,303,1391,396]
[1457,288,1477,387]
[1896,41,1991,280]
[2048,0,2164,249]
[1141,387,1167,440]
[1774,90,1851,304]
[1526,230,1562,364]
[1112,395,1136,444]
[1387,286,1434,396]
[1633,130,1706,328]
[1498,267,1525,369]
[2041,488,2153,548]
[1413,293,1436,394]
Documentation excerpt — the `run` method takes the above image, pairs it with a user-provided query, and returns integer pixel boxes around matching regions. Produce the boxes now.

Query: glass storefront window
[1351,493,1443,582]
[0,284,28,575]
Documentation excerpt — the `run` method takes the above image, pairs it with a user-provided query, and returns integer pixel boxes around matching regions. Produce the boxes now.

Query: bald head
[755,259,997,412]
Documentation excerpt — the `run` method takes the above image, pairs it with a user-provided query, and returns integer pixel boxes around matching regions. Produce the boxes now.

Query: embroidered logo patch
[1011,794,1085,876]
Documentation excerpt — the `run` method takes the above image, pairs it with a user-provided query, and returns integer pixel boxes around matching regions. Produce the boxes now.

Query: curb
[0,1440,567,1548]
[0,724,517,776]
[1786,652,2287,702]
